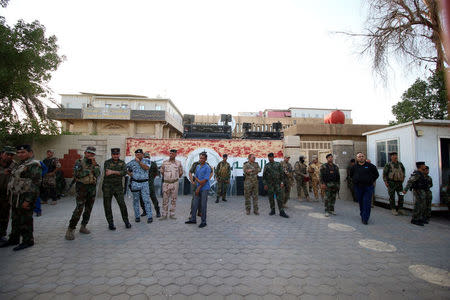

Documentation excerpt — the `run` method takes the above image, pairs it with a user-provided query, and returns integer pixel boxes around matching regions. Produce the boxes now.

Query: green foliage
[390,71,448,125]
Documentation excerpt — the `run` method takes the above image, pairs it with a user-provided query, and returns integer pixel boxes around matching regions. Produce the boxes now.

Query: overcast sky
[3,0,425,124]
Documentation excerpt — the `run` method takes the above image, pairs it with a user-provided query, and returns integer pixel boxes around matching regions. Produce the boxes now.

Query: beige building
[48,92,183,138]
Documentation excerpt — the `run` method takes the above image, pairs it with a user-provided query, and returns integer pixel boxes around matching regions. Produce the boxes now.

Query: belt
[164,179,178,184]
[131,178,148,183]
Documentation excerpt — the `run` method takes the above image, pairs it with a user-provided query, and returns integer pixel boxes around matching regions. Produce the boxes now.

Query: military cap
[111,148,120,154]
[3,146,16,155]
[389,152,398,156]
[223,154,228,158]
[85,146,96,154]
[135,149,143,154]
[16,145,32,152]
[326,153,333,159]
[299,155,304,160]
[144,152,150,158]
[416,161,425,168]
[268,153,274,157]
[170,149,177,153]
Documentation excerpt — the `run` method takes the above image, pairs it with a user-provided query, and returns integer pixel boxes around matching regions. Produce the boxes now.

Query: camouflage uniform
[404,171,428,223]
[280,160,293,205]
[7,157,42,245]
[294,161,309,199]
[140,161,161,216]
[320,163,340,213]
[383,161,405,211]
[215,160,231,201]
[0,156,15,238]
[127,158,152,220]
[424,174,433,221]
[243,161,261,213]
[263,161,285,213]
[102,158,129,225]
[41,156,61,203]
[161,159,182,217]
[68,158,100,229]
[309,162,323,200]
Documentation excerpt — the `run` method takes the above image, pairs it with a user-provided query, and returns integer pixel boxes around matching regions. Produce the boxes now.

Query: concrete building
[48,92,183,138]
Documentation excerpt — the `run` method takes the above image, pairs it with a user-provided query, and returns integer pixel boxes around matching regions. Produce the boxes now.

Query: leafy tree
[390,70,448,124]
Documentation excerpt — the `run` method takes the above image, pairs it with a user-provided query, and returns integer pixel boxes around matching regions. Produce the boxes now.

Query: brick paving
[0,194,449,299]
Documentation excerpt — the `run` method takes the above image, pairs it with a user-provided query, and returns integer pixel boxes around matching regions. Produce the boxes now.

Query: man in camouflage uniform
[102,148,131,230]
[346,159,356,202]
[0,145,41,251]
[403,161,428,226]
[0,146,16,242]
[383,152,406,216]
[140,152,161,218]
[320,153,340,217]
[189,152,213,217]
[294,156,310,201]
[65,146,100,240]
[263,153,289,218]
[160,149,183,220]
[308,155,323,201]
[280,155,293,208]
[41,149,61,205]
[243,154,261,215]
[424,166,433,223]
[215,154,231,203]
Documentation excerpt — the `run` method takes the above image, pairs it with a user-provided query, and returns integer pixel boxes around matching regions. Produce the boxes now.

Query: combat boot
[215,197,219,203]
[156,207,161,218]
[65,228,75,240]
[280,210,289,218]
[391,209,398,216]
[108,223,116,230]
[269,208,276,216]
[79,225,91,234]
[254,210,259,215]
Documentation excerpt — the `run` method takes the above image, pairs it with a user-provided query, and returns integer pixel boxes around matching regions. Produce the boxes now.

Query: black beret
[326,153,333,158]
[16,144,32,152]
[135,149,143,154]
[223,154,228,158]
[111,148,120,154]
[170,149,177,153]
[268,153,274,157]
[389,152,398,156]
[416,161,425,168]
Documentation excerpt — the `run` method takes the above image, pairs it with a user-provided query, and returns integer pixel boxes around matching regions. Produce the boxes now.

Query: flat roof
[363,119,450,136]
[288,107,352,111]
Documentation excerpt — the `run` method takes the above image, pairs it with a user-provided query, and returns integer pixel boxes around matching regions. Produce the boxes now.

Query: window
[139,105,145,110]
[105,104,111,109]
[121,104,128,109]
[376,139,399,168]
[155,105,161,110]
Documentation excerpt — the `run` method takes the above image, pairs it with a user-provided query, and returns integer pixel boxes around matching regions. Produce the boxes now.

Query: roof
[288,107,352,111]
[363,119,450,136]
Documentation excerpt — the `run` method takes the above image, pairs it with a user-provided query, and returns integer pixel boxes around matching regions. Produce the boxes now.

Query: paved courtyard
[0,194,449,299]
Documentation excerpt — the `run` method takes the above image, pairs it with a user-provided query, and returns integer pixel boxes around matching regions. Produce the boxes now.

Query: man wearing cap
[215,154,231,203]
[0,146,16,242]
[127,149,153,223]
[65,146,100,240]
[320,154,340,217]
[160,149,183,220]
[139,152,161,218]
[0,145,41,251]
[41,149,61,205]
[280,155,294,207]
[263,153,289,218]
[403,162,428,226]
[383,152,406,216]
[103,148,131,230]
[294,156,310,201]
[309,155,323,201]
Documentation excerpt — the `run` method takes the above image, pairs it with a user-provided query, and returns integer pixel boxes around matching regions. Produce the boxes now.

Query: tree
[390,70,448,124]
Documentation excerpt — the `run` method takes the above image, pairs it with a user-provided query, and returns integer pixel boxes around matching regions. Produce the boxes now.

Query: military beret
[3,146,16,155]
[135,149,143,154]
[222,154,228,158]
[268,153,274,157]
[326,153,333,159]
[85,146,96,154]
[111,148,120,154]
[299,155,304,160]
[389,152,398,156]
[16,145,32,152]
[144,152,150,158]
[170,149,177,153]
[416,161,425,168]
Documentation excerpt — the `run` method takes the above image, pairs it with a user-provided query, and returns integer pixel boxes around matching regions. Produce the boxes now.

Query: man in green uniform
[243,154,261,215]
[0,146,16,242]
[383,152,406,216]
[0,145,41,251]
[403,161,428,226]
[280,155,294,208]
[320,153,340,217]
[65,146,100,240]
[215,154,231,203]
[263,153,289,218]
[140,152,161,218]
[424,166,433,223]
[294,156,310,201]
[103,148,131,230]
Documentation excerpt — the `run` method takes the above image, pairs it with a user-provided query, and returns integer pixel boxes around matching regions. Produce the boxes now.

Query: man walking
[103,148,131,230]
[320,154,340,217]
[215,154,231,203]
[243,154,261,215]
[350,152,379,225]
[403,162,428,226]
[140,152,161,218]
[280,155,294,207]
[41,149,61,205]
[0,146,16,242]
[263,153,289,218]
[185,152,211,228]
[65,146,100,240]
[308,155,323,201]
[294,156,310,201]
[160,149,183,220]
[383,152,406,215]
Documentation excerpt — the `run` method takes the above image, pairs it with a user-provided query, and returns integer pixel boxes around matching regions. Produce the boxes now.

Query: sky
[2,0,425,124]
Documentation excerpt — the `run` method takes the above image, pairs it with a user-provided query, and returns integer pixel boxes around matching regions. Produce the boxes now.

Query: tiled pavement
[0,194,449,299]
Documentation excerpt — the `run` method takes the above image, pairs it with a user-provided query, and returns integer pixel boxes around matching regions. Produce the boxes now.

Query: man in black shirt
[350,152,379,224]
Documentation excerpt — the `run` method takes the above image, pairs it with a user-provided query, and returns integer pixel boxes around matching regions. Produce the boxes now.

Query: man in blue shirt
[185,152,211,228]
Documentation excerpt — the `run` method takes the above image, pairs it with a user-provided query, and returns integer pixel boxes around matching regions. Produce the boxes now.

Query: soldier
[320,154,340,217]
[280,155,293,208]
[294,156,310,201]
[102,148,131,230]
[127,149,153,223]
[308,155,323,201]
[263,153,289,218]
[346,159,356,202]
[0,146,16,242]
[383,152,406,215]
[424,166,433,223]
[189,152,213,218]
[65,146,100,240]
[41,149,61,205]
[140,152,161,218]
[243,154,261,215]
[160,149,183,220]
[215,154,231,203]
[0,145,41,251]
[403,161,428,226]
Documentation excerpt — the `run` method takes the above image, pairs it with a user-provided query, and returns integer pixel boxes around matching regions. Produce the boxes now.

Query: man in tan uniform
[308,155,323,201]
[294,156,310,201]
[160,149,183,220]
[280,155,294,208]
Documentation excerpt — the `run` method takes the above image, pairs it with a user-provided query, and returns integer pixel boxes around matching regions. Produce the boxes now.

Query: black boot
[13,242,34,251]
[140,211,147,217]
[269,208,276,216]
[215,198,219,203]
[0,239,19,248]
[108,223,116,230]
[280,210,289,218]
[156,207,161,218]
[125,221,132,229]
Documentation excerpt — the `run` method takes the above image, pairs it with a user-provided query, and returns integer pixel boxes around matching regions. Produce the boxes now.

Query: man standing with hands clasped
[263,153,289,218]
[160,149,183,220]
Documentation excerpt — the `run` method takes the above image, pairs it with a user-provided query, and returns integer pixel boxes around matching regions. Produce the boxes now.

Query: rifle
[66,178,77,193]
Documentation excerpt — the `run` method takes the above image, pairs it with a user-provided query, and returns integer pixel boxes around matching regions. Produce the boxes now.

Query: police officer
[65,146,100,240]
[403,162,428,226]
[140,152,161,218]
[320,154,340,217]
[383,152,406,216]
[0,146,16,242]
[263,153,289,218]
[243,154,261,215]
[103,148,131,230]
[215,154,231,203]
